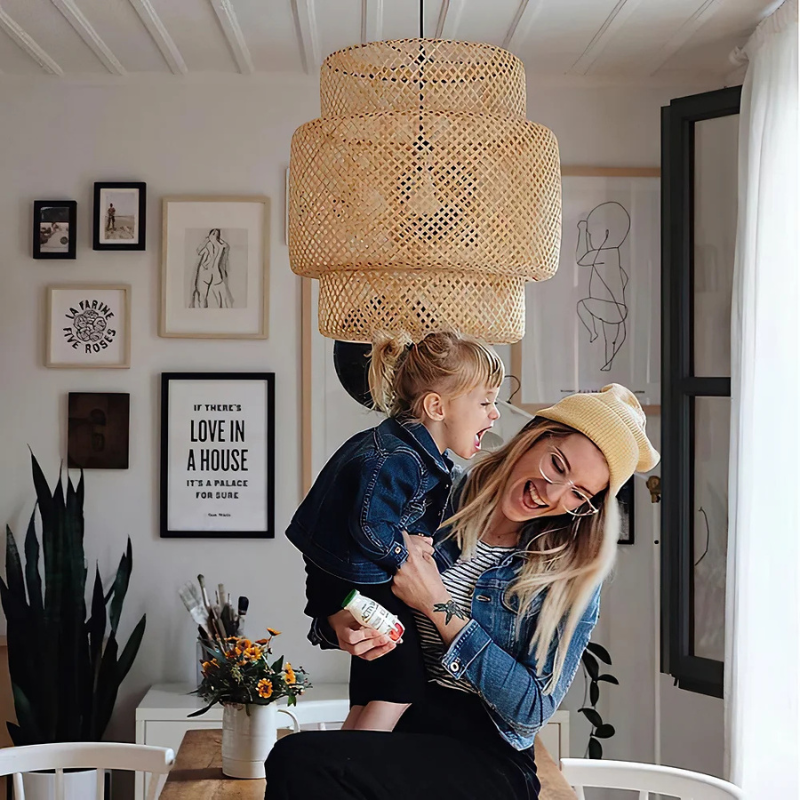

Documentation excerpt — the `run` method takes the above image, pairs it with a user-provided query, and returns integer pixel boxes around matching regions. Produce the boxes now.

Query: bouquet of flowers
[190,629,311,717]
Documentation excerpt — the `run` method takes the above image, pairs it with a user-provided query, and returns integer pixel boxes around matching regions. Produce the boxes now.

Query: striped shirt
[413,540,514,693]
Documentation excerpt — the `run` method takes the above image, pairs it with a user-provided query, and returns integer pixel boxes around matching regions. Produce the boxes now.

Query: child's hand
[327,609,397,661]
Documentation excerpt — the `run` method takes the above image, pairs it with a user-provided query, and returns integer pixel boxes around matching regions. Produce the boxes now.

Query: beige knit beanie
[536,384,660,496]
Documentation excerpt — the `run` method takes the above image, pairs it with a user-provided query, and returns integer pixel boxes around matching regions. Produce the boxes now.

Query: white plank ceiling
[0,0,776,81]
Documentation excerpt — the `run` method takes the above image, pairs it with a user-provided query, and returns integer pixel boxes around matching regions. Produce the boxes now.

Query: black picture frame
[33,200,77,260]
[93,181,147,251]
[67,392,130,469]
[160,372,275,539]
[660,85,741,699]
[617,477,635,545]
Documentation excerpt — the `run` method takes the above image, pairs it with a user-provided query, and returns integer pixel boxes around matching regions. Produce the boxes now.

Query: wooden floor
[160,728,577,799]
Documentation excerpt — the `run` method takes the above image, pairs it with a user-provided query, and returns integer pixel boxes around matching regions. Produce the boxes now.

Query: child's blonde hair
[367,331,504,419]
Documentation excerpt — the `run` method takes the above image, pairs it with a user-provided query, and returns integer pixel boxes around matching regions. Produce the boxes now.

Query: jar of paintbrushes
[179,574,249,685]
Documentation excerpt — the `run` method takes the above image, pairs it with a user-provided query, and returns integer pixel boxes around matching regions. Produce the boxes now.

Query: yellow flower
[267,628,281,637]
[257,679,273,699]
[242,645,263,662]
[239,639,253,649]
[284,663,296,685]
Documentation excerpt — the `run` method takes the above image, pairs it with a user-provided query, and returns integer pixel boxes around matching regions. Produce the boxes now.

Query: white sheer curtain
[725,0,799,795]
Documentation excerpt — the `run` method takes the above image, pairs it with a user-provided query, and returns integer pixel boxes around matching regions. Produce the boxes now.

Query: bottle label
[345,593,405,641]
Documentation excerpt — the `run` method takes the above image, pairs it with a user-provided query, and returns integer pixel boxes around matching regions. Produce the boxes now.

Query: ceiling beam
[435,0,464,39]
[292,0,320,75]
[128,0,187,75]
[51,0,126,75]
[361,0,383,44]
[209,0,255,75]
[646,0,725,76]
[0,7,63,75]
[568,0,645,76]
[503,0,545,51]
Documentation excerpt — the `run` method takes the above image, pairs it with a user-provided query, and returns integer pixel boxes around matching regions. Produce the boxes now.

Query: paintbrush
[179,581,210,637]
[237,596,249,635]
[198,574,224,640]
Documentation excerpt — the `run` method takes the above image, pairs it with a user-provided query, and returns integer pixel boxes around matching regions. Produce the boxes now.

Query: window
[660,86,741,698]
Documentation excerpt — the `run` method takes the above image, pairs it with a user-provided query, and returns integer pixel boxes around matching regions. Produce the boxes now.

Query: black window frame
[660,85,742,699]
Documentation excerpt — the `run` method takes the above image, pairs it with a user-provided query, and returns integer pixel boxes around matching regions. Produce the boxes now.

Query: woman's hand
[327,609,397,661]
[391,533,450,615]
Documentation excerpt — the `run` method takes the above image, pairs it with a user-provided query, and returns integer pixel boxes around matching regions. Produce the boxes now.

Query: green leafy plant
[579,642,620,759]
[0,454,145,745]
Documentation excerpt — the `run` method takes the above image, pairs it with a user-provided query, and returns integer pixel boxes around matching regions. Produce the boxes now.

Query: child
[286,331,504,732]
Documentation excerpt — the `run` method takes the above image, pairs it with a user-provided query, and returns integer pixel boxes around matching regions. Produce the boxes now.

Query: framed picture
[46,285,130,369]
[33,200,76,259]
[511,167,661,413]
[160,196,270,339]
[68,392,130,469]
[160,373,275,538]
[301,278,381,495]
[617,477,635,545]
[93,182,146,250]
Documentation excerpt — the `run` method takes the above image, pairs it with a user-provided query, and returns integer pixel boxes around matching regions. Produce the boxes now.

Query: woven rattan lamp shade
[289,39,561,344]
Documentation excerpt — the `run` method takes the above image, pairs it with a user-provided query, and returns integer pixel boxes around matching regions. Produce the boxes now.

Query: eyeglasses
[539,450,599,518]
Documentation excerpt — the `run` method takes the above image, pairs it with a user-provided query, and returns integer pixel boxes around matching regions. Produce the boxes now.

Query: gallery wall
[0,74,723,778]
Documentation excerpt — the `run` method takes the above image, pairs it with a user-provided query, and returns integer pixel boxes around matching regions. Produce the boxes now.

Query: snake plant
[0,453,145,744]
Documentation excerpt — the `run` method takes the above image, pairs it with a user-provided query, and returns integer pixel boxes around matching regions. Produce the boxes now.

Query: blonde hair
[445,419,618,692]
[367,331,504,418]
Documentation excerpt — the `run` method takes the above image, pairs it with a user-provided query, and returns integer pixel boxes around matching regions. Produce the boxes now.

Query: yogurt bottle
[342,589,405,642]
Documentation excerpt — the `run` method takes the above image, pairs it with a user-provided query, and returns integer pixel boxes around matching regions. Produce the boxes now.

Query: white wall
[0,74,724,777]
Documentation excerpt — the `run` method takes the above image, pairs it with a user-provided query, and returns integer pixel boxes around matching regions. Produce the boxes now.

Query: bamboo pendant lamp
[289,38,562,343]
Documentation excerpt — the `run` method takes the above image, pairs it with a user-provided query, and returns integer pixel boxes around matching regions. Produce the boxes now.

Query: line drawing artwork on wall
[186,228,247,309]
[576,201,631,372]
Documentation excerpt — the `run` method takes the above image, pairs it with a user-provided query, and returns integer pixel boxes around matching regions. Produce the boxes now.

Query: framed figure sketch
[160,373,275,538]
[160,196,270,339]
[512,168,661,412]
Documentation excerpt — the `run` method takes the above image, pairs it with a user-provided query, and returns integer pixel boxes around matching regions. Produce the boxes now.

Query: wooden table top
[160,728,576,800]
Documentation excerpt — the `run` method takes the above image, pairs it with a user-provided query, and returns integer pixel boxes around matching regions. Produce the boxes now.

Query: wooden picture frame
[160,196,270,339]
[45,284,131,369]
[93,182,147,251]
[160,372,275,539]
[33,200,77,260]
[511,166,661,416]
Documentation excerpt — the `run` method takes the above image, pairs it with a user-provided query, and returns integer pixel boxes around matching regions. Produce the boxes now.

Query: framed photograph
[68,392,130,469]
[617,477,635,545]
[46,285,130,369]
[33,200,76,259]
[301,279,381,495]
[93,182,146,250]
[511,167,661,413]
[160,373,275,538]
[160,196,270,339]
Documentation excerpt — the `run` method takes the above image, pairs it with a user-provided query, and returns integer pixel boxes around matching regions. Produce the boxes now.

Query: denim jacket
[286,417,456,584]
[309,478,601,752]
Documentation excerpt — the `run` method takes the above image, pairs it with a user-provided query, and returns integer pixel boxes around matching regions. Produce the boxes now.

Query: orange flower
[242,645,263,662]
[255,638,269,645]
[257,679,273,699]
[284,663,296,685]
[267,628,281,637]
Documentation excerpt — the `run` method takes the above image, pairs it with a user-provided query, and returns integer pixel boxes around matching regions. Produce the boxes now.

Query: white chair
[0,741,175,800]
[561,758,745,800]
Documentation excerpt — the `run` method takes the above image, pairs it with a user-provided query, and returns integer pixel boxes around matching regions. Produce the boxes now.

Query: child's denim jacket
[286,417,456,584]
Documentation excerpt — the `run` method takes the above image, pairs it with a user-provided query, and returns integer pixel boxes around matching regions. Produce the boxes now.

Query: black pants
[304,558,427,705]
[264,684,540,799]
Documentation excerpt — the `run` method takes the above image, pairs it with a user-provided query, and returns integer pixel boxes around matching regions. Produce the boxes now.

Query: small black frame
[93,181,147,251]
[33,200,77,259]
[160,372,275,539]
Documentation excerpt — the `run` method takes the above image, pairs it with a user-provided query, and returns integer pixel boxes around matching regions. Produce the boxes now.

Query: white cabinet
[135,683,569,800]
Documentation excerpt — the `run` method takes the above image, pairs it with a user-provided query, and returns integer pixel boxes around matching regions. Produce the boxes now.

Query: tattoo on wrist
[432,600,468,625]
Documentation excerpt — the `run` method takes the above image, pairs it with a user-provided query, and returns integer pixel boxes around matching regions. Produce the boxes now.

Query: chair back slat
[12,773,25,800]
[55,767,65,800]
[639,791,649,800]
[146,771,170,800]
[96,767,106,797]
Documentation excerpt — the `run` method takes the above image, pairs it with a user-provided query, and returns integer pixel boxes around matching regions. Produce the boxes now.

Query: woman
[267,384,659,799]
[190,228,232,309]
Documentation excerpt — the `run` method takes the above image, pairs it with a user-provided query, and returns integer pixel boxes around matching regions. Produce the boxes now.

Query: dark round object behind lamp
[333,341,373,409]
